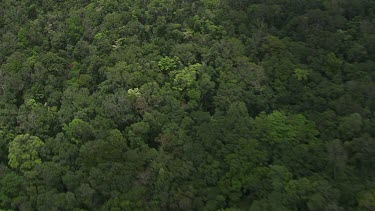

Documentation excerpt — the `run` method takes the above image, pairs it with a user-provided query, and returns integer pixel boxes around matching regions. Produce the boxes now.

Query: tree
[358,190,375,210]
[8,134,44,172]
[254,111,326,176]
[0,172,27,209]
[221,138,268,204]
[63,118,95,145]
[158,56,179,73]
[293,68,309,81]
[327,139,347,180]
[338,113,363,141]
[17,98,57,138]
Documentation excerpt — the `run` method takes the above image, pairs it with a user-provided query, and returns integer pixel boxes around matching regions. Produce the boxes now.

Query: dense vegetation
[0,0,374,210]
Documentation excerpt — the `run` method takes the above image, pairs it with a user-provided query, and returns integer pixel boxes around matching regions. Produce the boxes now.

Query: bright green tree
[8,134,44,171]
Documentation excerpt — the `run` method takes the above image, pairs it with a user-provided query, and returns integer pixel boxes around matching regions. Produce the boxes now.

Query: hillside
[0,0,374,210]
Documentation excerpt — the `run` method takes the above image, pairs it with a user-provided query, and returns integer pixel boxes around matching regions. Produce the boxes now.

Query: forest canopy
[0,0,374,210]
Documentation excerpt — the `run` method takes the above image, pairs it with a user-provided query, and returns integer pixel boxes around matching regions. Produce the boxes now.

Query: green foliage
[293,68,309,81]
[17,27,28,47]
[358,190,375,210]
[0,0,373,210]
[66,16,84,44]
[171,64,200,91]
[158,56,179,73]
[63,118,94,144]
[8,134,44,171]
